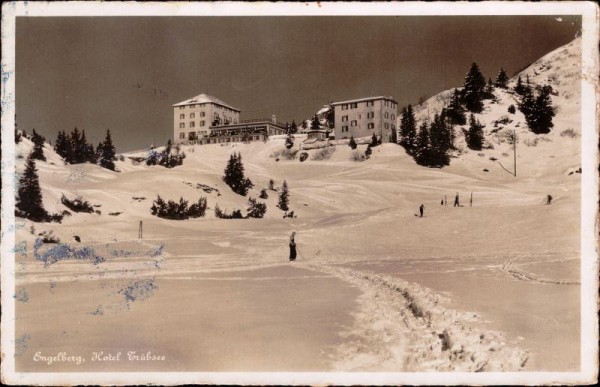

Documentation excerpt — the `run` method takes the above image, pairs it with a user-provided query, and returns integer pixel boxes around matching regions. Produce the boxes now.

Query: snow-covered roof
[172,93,240,111]
[331,96,397,106]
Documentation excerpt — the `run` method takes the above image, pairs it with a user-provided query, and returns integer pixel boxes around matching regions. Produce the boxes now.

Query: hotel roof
[330,96,397,106]
[172,93,240,111]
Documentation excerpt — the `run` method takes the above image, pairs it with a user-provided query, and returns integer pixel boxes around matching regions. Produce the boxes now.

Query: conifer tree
[446,89,466,126]
[530,85,555,134]
[514,75,526,95]
[311,114,320,130]
[278,180,289,211]
[223,152,253,196]
[466,114,484,151]
[462,62,486,113]
[99,129,116,171]
[428,112,451,167]
[365,144,372,159]
[414,121,431,166]
[348,136,357,150]
[71,127,83,163]
[285,134,294,149]
[16,153,49,222]
[399,104,417,152]
[495,67,509,88]
[370,132,379,147]
[290,120,298,134]
[30,129,46,162]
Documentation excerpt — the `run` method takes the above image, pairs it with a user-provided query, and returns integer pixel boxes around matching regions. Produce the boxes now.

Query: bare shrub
[311,146,335,161]
[560,128,578,138]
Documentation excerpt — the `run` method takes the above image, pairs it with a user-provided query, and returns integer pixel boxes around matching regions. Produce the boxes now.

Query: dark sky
[16,16,581,152]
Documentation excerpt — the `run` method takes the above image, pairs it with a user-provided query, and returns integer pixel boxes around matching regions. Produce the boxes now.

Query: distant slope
[405,37,581,181]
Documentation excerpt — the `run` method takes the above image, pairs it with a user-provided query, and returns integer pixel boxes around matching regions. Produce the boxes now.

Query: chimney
[271,115,277,124]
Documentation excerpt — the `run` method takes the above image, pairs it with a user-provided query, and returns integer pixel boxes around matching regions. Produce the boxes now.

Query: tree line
[396,62,554,167]
[54,128,117,171]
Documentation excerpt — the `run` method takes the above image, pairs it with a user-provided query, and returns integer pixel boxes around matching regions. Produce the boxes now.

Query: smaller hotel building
[332,96,398,143]
[173,93,287,144]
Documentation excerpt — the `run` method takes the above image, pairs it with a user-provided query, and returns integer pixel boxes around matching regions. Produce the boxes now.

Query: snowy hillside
[407,37,581,181]
[12,37,584,373]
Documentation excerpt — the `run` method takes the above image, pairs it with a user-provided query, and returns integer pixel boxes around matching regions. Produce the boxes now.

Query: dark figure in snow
[289,231,297,261]
[454,193,460,207]
[546,194,553,205]
[419,204,425,217]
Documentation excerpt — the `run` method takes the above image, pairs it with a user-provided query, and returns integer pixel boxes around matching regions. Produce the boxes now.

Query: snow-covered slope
[407,37,581,183]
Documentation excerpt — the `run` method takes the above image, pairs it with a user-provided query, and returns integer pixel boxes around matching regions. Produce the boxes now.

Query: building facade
[173,94,241,143]
[331,96,398,142]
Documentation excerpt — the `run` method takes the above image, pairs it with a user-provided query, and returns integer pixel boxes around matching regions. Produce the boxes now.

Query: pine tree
[495,67,509,88]
[462,62,486,113]
[311,114,320,130]
[466,114,484,151]
[365,144,372,159]
[348,136,357,150]
[414,121,432,166]
[530,85,555,134]
[99,129,116,171]
[71,127,83,163]
[518,86,536,126]
[514,75,526,95]
[290,120,298,134]
[399,104,417,152]
[16,153,49,222]
[428,112,451,167]
[223,152,252,196]
[30,129,46,161]
[447,89,466,125]
[370,132,379,147]
[278,180,289,211]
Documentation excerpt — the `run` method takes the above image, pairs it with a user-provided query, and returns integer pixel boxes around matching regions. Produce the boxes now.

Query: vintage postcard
[1,1,598,385]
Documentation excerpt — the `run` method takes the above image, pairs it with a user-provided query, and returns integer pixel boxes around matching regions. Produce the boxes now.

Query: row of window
[341,113,395,121]
[180,112,206,119]
[340,122,396,131]
[339,100,397,110]
[180,121,208,129]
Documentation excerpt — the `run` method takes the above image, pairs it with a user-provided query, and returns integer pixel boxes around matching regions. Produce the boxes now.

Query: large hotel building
[331,96,398,143]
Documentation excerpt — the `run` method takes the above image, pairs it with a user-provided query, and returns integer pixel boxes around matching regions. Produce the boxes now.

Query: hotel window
[179,123,185,128]
[367,112,374,119]
[342,104,348,110]
[200,111,205,117]
[350,103,358,109]
[179,132,185,139]
[368,123,375,129]
[391,114,395,120]
[190,121,195,128]
[385,112,389,119]
[342,115,348,122]
[179,114,185,119]
[200,120,205,126]
[190,113,195,119]
[384,123,389,129]
[342,125,348,132]
[179,106,185,110]
[366,101,374,107]
[351,120,357,127]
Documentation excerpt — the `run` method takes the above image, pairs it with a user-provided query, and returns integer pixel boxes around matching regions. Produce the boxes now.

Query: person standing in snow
[419,204,425,217]
[289,231,297,261]
[454,192,460,207]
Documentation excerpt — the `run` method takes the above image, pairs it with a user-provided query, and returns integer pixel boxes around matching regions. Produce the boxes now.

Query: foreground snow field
[13,38,582,372]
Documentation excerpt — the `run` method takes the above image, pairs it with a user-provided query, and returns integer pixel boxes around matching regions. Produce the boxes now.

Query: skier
[454,192,460,207]
[289,231,297,262]
[419,204,425,217]
[546,194,553,205]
